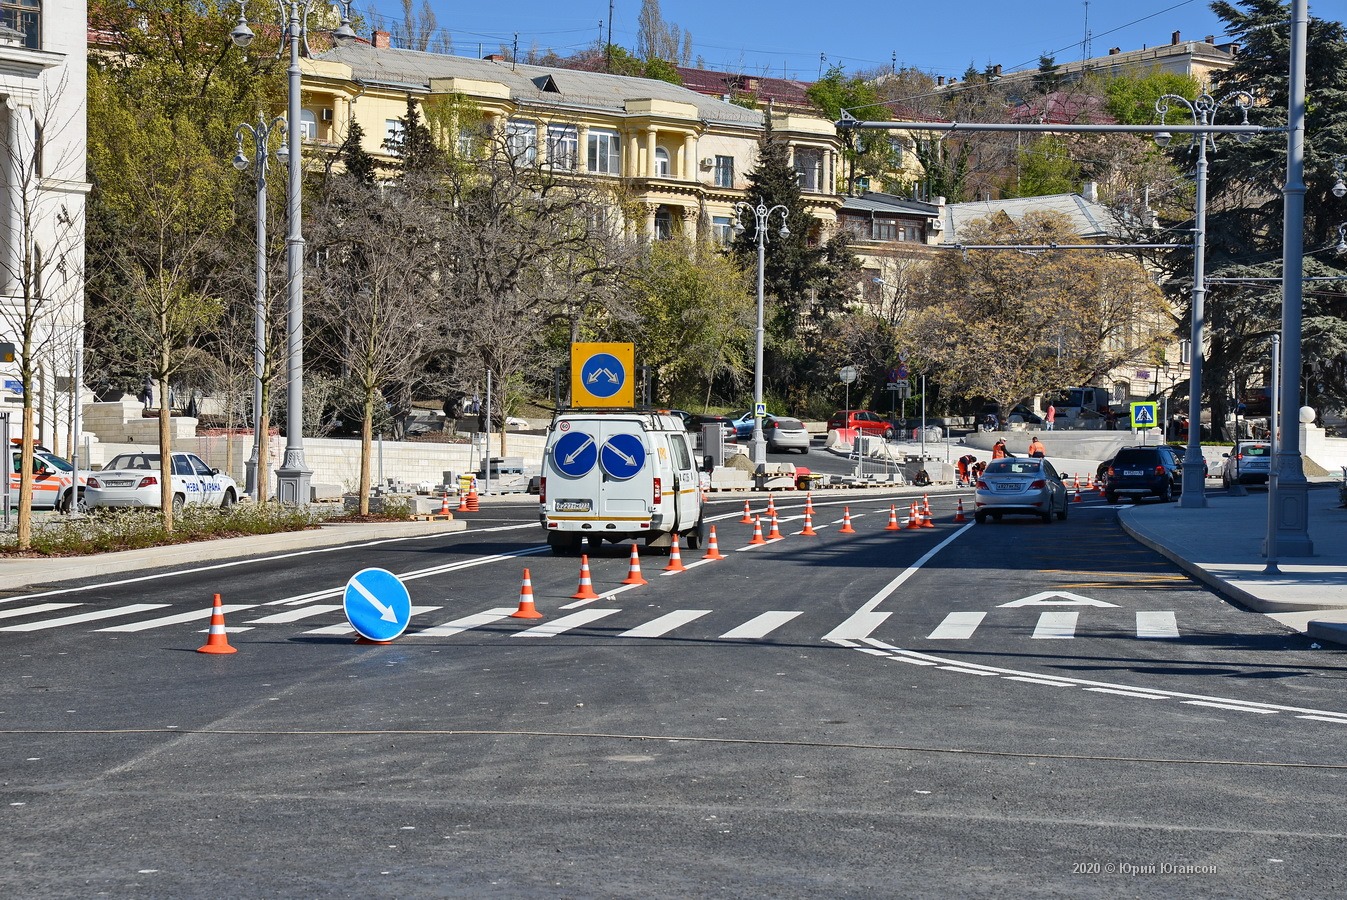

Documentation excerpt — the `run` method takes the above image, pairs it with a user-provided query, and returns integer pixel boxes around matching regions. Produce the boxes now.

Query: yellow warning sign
[571,343,635,408]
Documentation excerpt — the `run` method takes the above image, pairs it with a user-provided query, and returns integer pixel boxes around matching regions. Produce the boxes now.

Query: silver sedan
[974,457,1068,523]
[764,416,810,453]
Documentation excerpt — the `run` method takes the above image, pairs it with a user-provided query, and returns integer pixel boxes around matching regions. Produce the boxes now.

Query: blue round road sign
[552,431,597,477]
[599,433,646,480]
[343,567,412,642]
[579,352,626,399]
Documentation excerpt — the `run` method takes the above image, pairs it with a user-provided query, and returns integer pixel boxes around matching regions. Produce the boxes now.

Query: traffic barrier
[663,535,686,572]
[800,509,817,536]
[839,507,857,534]
[954,497,967,523]
[511,568,544,619]
[196,594,237,655]
[767,512,783,540]
[571,554,600,600]
[907,501,921,530]
[748,516,766,545]
[703,526,725,560]
[621,544,648,585]
[740,500,754,524]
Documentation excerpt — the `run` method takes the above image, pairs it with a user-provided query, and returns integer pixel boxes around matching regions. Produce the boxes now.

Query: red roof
[675,66,815,111]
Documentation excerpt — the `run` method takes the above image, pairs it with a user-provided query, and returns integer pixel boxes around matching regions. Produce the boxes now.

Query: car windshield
[36,453,73,472]
[106,453,160,470]
[985,460,1043,476]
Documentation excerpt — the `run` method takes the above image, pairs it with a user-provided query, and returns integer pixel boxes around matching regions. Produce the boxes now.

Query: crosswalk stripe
[1136,610,1179,638]
[0,604,170,632]
[98,604,257,633]
[247,604,344,624]
[719,610,802,640]
[413,608,517,637]
[0,603,81,621]
[1032,611,1078,639]
[514,608,621,638]
[928,611,986,640]
[618,609,712,638]
[301,605,441,636]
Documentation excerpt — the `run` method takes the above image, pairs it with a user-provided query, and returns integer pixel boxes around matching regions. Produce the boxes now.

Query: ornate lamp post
[232,115,285,502]
[1154,88,1254,508]
[229,0,357,505]
[733,201,789,466]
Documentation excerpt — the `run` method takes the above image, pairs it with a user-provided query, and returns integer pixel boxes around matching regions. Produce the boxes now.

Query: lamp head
[229,3,254,49]
[779,224,791,239]
[1333,178,1347,200]
[232,151,249,172]
[276,143,289,164]
[332,20,358,47]
[1154,131,1172,149]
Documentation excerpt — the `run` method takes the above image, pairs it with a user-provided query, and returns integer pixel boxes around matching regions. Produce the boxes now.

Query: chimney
[372,29,391,50]
[1172,31,1181,45]
[483,53,508,62]
[993,64,1002,77]
[1082,181,1098,203]
[1109,47,1121,55]
[1205,35,1215,44]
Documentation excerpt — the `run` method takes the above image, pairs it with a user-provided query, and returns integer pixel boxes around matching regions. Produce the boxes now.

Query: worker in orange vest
[991,439,1009,459]
[1028,436,1047,458]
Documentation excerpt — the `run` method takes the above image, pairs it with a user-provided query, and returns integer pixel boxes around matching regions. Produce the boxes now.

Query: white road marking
[1183,700,1279,714]
[1135,610,1179,638]
[302,605,441,636]
[1004,675,1074,687]
[413,608,517,637]
[719,611,802,639]
[1084,687,1169,700]
[822,612,890,642]
[247,604,344,624]
[98,604,257,632]
[1000,591,1117,608]
[514,608,621,638]
[1031,611,1078,639]
[278,546,550,606]
[618,610,712,638]
[1296,716,1347,724]
[0,603,81,620]
[927,611,985,640]
[558,582,645,610]
[0,604,169,631]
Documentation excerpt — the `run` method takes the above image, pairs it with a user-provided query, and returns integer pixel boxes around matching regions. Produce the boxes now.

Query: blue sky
[360,0,1246,81]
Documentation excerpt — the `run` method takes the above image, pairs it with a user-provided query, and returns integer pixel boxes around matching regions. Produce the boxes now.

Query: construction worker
[956,454,976,486]
[991,439,1009,459]
[1028,435,1047,458]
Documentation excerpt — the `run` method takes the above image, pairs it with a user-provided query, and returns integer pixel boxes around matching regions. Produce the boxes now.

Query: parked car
[827,410,895,439]
[973,457,1068,523]
[6,447,88,513]
[667,409,736,443]
[763,415,810,453]
[84,451,240,515]
[1222,441,1272,487]
[1105,445,1184,503]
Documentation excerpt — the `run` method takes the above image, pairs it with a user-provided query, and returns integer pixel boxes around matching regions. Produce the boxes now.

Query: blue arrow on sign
[343,567,412,642]
[579,352,626,399]
[552,431,597,477]
[599,433,646,480]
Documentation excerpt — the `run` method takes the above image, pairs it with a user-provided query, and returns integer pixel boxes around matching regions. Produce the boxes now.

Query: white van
[539,411,705,555]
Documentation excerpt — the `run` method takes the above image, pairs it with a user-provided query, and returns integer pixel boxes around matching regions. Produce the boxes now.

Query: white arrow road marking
[999,590,1118,608]
[351,576,399,622]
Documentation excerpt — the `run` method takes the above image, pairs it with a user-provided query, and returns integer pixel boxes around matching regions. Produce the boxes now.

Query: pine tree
[340,120,378,185]
[383,96,442,174]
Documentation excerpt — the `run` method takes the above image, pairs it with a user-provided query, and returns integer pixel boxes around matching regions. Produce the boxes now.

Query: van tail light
[1029,479,1046,489]
[137,476,158,489]
[653,477,661,505]
[539,476,546,504]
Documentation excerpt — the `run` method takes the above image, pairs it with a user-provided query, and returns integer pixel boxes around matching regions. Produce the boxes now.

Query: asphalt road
[2,489,1345,897]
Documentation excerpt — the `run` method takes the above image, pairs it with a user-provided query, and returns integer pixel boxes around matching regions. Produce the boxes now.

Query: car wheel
[171,494,185,517]
[1221,472,1231,489]
[59,488,89,515]
[685,515,706,550]
[882,427,896,440]
[220,489,237,510]
[974,511,987,524]
[1157,481,1173,503]
[991,512,1003,521]
[797,447,809,455]
[1106,492,1119,504]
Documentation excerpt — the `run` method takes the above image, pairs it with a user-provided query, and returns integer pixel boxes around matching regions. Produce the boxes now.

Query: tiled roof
[674,66,815,110]
[841,192,939,217]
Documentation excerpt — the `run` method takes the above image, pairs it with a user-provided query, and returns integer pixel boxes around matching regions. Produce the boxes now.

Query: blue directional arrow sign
[1129,401,1158,429]
[343,567,412,642]
[552,431,597,477]
[599,433,646,480]
[580,352,626,399]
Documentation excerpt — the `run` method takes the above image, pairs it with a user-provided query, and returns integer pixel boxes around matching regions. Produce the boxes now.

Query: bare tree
[387,0,453,54]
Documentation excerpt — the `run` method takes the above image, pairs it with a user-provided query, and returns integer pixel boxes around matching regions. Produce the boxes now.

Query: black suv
[1105,445,1184,503]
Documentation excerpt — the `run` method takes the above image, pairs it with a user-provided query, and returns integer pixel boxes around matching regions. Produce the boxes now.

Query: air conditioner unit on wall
[321,109,333,122]
[700,157,715,168]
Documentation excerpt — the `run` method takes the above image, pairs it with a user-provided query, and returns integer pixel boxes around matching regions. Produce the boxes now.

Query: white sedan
[85,451,240,514]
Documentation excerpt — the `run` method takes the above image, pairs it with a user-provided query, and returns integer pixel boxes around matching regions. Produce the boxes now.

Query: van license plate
[555,499,592,512]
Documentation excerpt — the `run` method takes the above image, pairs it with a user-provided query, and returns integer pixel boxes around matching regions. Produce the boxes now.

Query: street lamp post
[232,115,285,503]
[230,0,357,506]
[1154,88,1254,509]
[733,201,789,466]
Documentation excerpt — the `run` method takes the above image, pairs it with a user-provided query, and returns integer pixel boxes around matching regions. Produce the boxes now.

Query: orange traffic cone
[748,516,766,545]
[921,499,935,528]
[703,525,726,560]
[664,535,686,572]
[457,490,470,513]
[805,491,814,513]
[439,493,452,516]
[954,497,967,522]
[1085,474,1094,491]
[622,544,648,585]
[767,512,783,540]
[1073,484,1083,503]
[885,505,901,531]
[839,507,857,534]
[196,594,236,654]
[907,501,921,530]
[466,489,480,512]
[800,509,817,536]
[511,568,544,618]
[740,500,754,524]
[571,554,600,600]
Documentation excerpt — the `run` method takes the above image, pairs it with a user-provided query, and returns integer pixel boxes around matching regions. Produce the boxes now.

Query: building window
[795,148,823,192]
[713,155,734,188]
[872,218,898,241]
[654,206,673,240]
[855,176,870,192]
[300,109,317,141]
[457,126,479,157]
[546,124,578,170]
[384,119,403,146]
[588,129,621,174]
[654,147,670,177]
[1,0,39,50]
[711,215,733,245]
[506,120,537,164]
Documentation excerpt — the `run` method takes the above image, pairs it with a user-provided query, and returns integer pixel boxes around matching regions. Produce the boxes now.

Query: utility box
[701,424,728,470]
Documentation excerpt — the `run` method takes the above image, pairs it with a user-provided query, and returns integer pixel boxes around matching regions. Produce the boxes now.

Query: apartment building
[304,36,843,240]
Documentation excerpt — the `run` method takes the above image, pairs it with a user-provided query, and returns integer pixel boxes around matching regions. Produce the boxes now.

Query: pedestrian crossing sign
[1129,401,1158,429]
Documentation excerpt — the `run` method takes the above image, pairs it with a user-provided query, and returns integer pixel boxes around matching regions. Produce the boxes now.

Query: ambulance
[6,445,86,513]
[539,410,706,555]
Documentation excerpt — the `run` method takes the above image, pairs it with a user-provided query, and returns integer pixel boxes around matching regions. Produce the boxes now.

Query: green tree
[1104,70,1199,125]
[384,96,444,173]
[810,65,900,193]
[1005,135,1080,197]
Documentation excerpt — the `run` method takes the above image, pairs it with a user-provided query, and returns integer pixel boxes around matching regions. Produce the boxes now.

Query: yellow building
[301,36,842,240]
